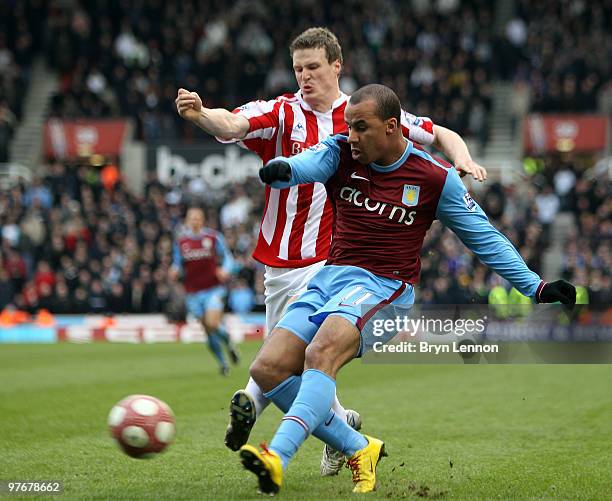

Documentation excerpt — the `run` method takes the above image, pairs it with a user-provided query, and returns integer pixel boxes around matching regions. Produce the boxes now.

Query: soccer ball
[108,395,176,458]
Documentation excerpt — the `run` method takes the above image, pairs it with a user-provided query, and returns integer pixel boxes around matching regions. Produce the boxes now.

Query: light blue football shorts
[276,265,414,357]
[185,285,226,318]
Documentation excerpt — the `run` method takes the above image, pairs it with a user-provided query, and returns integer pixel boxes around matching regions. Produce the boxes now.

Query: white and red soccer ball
[108,395,176,458]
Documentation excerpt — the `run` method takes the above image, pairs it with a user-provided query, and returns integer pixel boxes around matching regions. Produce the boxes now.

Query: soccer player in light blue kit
[169,207,239,376]
[238,84,576,494]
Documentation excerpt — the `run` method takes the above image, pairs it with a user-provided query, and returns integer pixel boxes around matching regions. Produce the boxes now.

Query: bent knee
[249,356,293,392]
[304,341,335,370]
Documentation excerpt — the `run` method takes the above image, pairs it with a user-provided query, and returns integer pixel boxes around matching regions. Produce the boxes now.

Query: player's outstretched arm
[175,88,250,140]
[433,125,488,182]
[259,137,341,189]
[433,125,487,182]
[436,169,576,305]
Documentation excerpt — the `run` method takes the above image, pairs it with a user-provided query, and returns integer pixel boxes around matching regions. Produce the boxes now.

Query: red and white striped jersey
[217,90,435,268]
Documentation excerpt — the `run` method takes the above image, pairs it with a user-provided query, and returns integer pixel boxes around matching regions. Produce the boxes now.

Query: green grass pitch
[1,342,611,500]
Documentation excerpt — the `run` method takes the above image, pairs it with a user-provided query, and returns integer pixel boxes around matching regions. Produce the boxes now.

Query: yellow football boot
[239,443,283,495]
[345,435,387,493]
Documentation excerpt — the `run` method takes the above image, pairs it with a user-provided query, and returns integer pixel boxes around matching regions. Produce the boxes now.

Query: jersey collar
[370,138,413,173]
[295,90,349,113]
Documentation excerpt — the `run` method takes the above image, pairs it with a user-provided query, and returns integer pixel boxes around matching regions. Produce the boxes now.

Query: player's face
[186,209,205,232]
[345,99,393,164]
[292,48,341,106]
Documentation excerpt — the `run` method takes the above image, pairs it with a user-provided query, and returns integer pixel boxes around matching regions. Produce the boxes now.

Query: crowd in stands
[1,1,610,316]
[503,0,612,114]
[0,0,42,162]
[1,155,608,317]
[0,164,266,317]
[544,155,611,305]
[37,0,495,142]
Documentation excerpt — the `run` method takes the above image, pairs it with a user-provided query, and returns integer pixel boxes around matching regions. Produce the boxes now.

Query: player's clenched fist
[259,159,292,184]
[175,88,203,123]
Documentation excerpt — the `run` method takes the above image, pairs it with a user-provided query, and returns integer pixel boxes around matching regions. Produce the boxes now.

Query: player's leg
[224,267,287,450]
[203,287,239,365]
[200,288,236,376]
[226,263,324,451]
[242,314,384,494]
[267,315,364,466]
[186,291,228,375]
[240,313,375,495]
[242,269,408,493]
[263,265,358,474]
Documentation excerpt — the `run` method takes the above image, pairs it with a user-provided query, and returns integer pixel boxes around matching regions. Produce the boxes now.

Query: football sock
[245,377,271,417]
[216,326,231,346]
[265,375,364,457]
[206,332,228,369]
[268,370,367,469]
[331,392,348,421]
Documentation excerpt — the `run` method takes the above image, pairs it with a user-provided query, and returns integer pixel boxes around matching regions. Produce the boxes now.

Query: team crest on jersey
[202,237,213,248]
[402,184,420,206]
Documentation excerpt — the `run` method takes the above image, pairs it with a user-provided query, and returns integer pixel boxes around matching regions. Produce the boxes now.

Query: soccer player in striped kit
[176,27,487,474]
[169,207,239,376]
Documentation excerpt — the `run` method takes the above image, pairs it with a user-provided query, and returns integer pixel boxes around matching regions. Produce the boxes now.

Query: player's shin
[265,374,366,456]
[267,369,363,468]
[206,332,228,372]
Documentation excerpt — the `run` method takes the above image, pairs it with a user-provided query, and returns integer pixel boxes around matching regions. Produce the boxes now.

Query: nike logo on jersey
[351,172,369,181]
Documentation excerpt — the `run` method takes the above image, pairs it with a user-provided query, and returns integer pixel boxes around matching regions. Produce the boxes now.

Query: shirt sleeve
[215,232,237,274]
[172,240,183,271]
[400,110,435,146]
[435,168,543,298]
[215,99,281,153]
[269,135,342,189]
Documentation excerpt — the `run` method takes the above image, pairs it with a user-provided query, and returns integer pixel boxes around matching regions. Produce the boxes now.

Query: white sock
[244,377,271,418]
[331,391,348,421]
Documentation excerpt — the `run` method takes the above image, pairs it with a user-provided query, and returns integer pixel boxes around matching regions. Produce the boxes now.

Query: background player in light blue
[169,207,239,376]
[238,84,576,495]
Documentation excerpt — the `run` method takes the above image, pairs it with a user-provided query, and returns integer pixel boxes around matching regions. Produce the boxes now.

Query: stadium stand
[42,0,495,139]
[0,0,610,318]
[505,0,611,113]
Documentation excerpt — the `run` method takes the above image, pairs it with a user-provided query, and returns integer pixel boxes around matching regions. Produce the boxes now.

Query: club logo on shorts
[402,185,420,207]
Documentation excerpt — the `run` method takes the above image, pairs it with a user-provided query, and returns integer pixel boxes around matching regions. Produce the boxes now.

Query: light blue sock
[206,332,227,369]
[215,326,231,346]
[265,375,367,460]
[268,369,367,469]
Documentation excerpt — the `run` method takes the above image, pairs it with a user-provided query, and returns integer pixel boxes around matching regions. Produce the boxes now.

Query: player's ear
[333,59,341,76]
[386,118,398,135]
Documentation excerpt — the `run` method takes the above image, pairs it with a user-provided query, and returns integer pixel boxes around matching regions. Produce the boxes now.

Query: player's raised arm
[436,168,576,304]
[259,136,342,189]
[432,125,488,182]
[401,110,487,182]
[175,88,250,140]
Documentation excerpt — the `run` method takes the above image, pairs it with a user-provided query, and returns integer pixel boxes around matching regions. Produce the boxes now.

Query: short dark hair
[349,84,401,125]
[289,27,343,64]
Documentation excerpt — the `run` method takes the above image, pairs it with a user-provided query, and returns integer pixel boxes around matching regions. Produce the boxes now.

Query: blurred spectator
[0,268,14,309]
[228,278,256,313]
[0,99,16,162]
[534,184,560,244]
